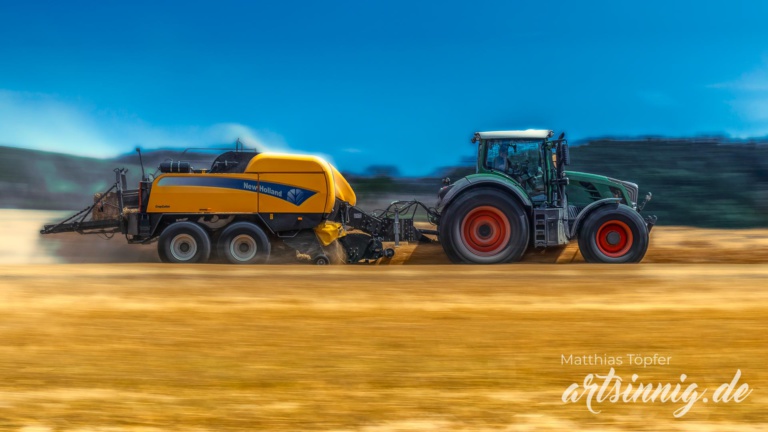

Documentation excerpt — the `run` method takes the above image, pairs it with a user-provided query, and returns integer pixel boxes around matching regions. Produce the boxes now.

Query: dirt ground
[1,210,768,430]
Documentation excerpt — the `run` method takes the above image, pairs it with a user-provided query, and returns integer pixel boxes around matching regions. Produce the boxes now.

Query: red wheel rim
[460,206,511,256]
[596,220,633,258]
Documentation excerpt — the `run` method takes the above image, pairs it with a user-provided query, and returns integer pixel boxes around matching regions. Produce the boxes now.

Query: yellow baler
[41,148,434,264]
[147,153,355,240]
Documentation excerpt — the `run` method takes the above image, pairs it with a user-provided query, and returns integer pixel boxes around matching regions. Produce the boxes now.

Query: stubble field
[0,210,767,430]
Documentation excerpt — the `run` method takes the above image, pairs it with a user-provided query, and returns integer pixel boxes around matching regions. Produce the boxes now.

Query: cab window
[484,139,545,195]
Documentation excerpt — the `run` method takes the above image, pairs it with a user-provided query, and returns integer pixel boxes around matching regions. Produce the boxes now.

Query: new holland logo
[158,177,317,206]
[286,188,306,205]
[258,184,283,198]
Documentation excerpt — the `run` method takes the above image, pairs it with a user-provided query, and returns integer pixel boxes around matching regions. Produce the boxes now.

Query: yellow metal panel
[314,222,346,246]
[247,153,338,212]
[147,174,259,214]
[257,173,328,214]
[145,153,353,218]
[246,153,327,173]
[329,163,357,206]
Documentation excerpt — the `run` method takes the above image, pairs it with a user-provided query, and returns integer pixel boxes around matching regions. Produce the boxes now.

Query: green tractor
[436,130,656,263]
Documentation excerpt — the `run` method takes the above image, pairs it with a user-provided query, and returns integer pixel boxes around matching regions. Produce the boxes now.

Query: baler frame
[41,168,130,236]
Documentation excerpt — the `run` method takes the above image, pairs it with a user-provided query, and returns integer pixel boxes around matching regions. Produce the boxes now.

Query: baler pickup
[42,218,121,235]
[41,168,133,236]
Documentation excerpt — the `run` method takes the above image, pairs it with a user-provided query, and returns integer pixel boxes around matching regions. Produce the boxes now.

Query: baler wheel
[157,222,212,264]
[217,222,271,264]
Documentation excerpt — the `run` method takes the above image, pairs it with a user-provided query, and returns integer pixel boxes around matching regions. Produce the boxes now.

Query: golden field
[0,210,767,430]
[0,264,767,431]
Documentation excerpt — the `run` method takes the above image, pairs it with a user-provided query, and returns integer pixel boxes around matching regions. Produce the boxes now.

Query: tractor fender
[437,176,533,216]
[568,198,621,239]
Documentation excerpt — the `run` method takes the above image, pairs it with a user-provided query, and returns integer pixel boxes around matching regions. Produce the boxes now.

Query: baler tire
[157,222,212,264]
[439,188,529,264]
[217,222,271,264]
[578,205,649,263]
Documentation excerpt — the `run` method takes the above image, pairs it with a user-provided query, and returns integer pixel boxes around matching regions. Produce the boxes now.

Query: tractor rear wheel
[157,222,212,264]
[439,188,529,264]
[578,205,649,263]
[217,222,271,264]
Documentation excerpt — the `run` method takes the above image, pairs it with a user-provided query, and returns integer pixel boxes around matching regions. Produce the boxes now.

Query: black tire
[578,205,649,263]
[217,222,271,264]
[439,188,530,264]
[157,222,212,264]
[313,255,330,265]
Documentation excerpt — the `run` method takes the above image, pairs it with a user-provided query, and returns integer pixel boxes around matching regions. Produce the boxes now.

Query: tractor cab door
[484,139,547,200]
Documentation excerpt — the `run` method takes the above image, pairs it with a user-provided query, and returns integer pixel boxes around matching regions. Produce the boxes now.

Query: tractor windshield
[484,139,545,195]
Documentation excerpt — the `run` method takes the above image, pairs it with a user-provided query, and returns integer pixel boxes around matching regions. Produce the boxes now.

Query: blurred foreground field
[1,264,768,431]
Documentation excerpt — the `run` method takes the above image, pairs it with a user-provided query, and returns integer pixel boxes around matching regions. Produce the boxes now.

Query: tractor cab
[473,129,568,206]
[482,138,547,197]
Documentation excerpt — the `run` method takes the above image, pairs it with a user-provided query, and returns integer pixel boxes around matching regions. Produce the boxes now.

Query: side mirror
[638,192,652,211]
[559,142,571,167]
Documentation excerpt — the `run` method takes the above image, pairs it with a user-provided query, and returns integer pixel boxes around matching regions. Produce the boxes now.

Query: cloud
[709,64,768,92]
[0,89,289,158]
[730,97,768,122]
[709,60,768,133]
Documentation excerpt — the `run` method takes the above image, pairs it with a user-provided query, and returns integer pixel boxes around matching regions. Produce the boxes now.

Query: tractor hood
[565,171,639,208]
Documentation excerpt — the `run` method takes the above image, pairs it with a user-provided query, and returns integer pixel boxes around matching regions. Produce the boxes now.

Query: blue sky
[1,0,767,175]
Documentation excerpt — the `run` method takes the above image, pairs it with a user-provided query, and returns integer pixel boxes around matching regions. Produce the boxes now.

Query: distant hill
[0,146,139,210]
[0,146,237,210]
[2,138,767,227]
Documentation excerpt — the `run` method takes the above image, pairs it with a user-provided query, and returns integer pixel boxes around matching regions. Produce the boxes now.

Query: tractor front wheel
[439,188,529,264]
[578,205,649,263]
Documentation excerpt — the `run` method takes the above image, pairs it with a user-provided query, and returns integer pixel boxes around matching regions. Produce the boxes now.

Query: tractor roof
[475,129,554,140]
